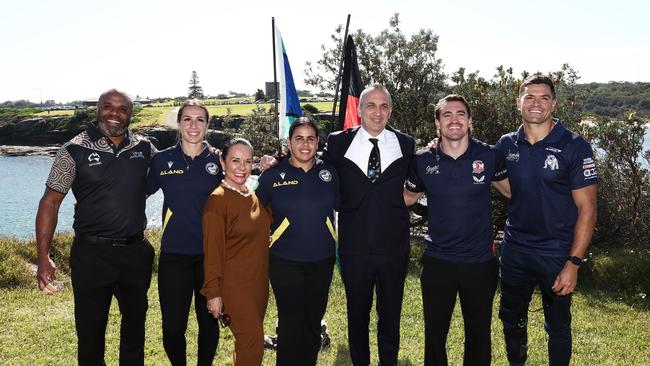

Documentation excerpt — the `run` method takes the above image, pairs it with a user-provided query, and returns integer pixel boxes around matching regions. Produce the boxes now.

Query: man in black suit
[322,84,415,365]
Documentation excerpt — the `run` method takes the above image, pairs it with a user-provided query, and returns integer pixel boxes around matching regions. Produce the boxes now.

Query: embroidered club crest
[319,169,332,182]
[472,160,485,174]
[205,162,219,175]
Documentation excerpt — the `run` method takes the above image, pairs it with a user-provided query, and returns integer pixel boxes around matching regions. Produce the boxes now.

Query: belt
[75,232,145,247]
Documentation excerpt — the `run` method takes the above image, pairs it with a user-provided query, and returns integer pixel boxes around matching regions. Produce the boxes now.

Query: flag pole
[272,17,281,154]
[330,14,351,130]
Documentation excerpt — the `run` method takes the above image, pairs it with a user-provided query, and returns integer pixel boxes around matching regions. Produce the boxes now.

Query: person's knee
[499,281,533,363]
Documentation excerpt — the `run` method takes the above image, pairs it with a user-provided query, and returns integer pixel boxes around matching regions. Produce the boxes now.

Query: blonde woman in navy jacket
[146,100,223,366]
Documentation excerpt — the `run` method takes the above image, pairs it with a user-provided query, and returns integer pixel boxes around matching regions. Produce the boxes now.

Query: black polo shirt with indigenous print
[46,122,156,237]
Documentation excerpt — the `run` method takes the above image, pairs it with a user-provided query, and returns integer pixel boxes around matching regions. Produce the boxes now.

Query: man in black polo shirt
[36,89,156,365]
[404,94,510,365]
[495,75,597,366]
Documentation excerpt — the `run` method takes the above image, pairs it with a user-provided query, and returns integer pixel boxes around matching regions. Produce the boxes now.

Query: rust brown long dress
[201,185,271,366]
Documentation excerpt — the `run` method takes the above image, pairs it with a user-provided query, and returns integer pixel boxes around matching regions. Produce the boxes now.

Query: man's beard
[98,119,129,137]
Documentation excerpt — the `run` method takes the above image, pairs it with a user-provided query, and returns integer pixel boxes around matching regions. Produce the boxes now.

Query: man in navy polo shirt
[495,75,597,366]
[405,94,510,365]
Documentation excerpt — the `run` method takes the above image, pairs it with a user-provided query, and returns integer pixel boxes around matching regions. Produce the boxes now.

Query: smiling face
[178,105,208,145]
[435,100,471,143]
[97,91,132,139]
[359,87,392,137]
[220,143,253,190]
[288,124,318,166]
[517,83,557,125]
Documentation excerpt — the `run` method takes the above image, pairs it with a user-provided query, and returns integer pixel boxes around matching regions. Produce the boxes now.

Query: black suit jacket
[322,126,415,255]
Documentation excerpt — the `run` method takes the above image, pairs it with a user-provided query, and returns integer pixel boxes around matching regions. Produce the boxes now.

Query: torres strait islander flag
[338,35,364,131]
[274,25,302,139]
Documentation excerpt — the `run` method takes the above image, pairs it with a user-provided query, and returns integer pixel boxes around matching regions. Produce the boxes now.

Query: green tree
[254,89,265,101]
[305,13,446,142]
[188,71,204,99]
[223,106,280,156]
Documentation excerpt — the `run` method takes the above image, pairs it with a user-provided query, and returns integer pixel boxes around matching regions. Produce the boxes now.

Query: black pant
[70,237,155,366]
[499,246,572,366]
[269,254,335,366]
[340,252,409,366]
[421,255,498,366]
[158,252,220,366]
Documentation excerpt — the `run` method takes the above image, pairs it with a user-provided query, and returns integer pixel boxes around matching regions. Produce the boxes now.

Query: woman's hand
[207,296,223,318]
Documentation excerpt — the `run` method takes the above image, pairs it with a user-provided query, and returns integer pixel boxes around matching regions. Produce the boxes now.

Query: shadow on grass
[333,344,351,365]
[577,248,650,310]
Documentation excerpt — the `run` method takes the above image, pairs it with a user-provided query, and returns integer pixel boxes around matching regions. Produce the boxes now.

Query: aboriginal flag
[338,35,364,131]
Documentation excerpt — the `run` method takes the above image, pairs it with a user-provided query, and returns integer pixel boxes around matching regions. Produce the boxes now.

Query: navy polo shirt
[257,158,339,262]
[406,138,507,263]
[146,143,223,255]
[495,119,597,256]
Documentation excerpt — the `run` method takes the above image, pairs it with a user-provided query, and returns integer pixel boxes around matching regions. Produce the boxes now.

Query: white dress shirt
[344,126,403,176]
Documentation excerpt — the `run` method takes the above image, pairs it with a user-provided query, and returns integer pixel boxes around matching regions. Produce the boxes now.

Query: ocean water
[0,155,163,239]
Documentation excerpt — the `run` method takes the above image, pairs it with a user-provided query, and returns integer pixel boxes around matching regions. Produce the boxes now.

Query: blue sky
[1,0,648,102]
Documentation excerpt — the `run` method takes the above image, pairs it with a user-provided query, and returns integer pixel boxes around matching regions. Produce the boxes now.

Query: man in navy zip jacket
[321,84,415,366]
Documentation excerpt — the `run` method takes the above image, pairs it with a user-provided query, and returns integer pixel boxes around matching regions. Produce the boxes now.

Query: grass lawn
[131,107,173,127]
[1,236,649,365]
[205,102,334,117]
[33,110,76,117]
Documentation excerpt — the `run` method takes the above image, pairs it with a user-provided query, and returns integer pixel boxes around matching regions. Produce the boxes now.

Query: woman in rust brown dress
[201,138,271,365]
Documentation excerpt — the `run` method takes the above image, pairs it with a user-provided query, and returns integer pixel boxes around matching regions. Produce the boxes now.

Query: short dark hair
[222,138,253,159]
[97,89,132,118]
[434,94,471,120]
[177,99,209,124]
[288,117,319,139]
[519,74,556,98]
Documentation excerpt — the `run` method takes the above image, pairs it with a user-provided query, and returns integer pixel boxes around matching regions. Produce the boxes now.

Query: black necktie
[368,138,381,182]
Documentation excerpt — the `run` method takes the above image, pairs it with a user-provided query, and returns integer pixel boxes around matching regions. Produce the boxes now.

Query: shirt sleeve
[145,157,160,195]
[45,144,75,194]
[405,152,425,193]
[201,193,227,299]
[492,146,508,181]
[569,137,598,189]
[256,170,271,206]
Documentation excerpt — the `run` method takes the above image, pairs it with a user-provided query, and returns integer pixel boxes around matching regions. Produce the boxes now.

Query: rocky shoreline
[0,145,61,156]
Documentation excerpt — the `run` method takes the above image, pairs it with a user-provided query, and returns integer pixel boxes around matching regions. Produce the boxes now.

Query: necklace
[221,180,252,197]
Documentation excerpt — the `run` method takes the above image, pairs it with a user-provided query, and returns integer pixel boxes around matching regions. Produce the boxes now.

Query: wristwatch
[567,256,583,266]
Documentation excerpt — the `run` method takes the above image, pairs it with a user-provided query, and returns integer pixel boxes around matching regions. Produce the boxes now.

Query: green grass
[1,233,649,365]
[33,110,76,117]
[131,107,172,127]
[205,102,334,117]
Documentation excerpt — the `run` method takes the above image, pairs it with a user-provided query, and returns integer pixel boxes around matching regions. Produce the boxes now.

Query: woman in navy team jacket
[257,117,340,366]
[146,100,223,366]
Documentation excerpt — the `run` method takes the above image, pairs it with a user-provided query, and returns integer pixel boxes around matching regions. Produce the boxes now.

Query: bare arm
[552,184,597,296]
[403,187,424,207]
[35,187,66,294]
[492,178,511,199]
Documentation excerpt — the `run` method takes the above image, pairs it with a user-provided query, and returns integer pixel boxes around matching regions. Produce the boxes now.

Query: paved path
[164,107,180,128]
